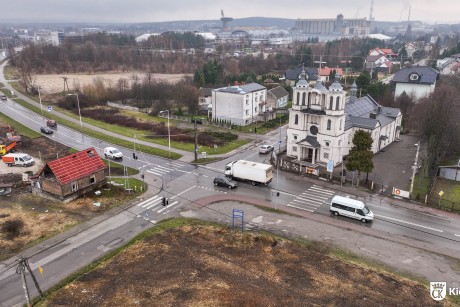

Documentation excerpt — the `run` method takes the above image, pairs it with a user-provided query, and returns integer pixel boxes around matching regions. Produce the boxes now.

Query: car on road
[40,126,54,134]
[46,119,57,128]
[259,144,274,154]
[103,147,123,159]
[0,95,7,101]
[213,176,237,189]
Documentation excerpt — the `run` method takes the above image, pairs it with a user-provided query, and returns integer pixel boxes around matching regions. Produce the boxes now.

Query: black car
[191,118,203,124]
[40,126,54,134]
[213,177,238,189]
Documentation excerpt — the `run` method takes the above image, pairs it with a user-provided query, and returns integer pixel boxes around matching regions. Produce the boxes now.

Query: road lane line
[170,185,197,200]
[286,204,314,212]
[375,214,444,233]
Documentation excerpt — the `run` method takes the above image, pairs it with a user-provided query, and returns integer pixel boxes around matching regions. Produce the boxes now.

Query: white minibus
[330,195,374,223]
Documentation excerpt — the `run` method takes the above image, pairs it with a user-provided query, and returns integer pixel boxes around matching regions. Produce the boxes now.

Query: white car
[103,147,123,159]
[259,144,274,154]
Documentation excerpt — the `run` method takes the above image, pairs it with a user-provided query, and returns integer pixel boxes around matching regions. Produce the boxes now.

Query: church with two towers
[286,68,402,168]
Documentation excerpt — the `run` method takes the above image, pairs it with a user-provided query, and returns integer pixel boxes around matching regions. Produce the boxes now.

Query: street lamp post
[36,85,44,121]
[160,110,171,159]
[68,93,83,140]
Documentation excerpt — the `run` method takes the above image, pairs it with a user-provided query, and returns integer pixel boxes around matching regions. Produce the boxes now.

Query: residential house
[265,86,289,120]
[392,66,439,100]
[318,66,343,83]
[369,48,398,61]
[211,83,267,126]
[365,54,393,74]
[436,58,458,75]
[405,43,417,58]
[286,69,402,167]
[267,86,289,108]
[32,147,107,202]
[198,87,213,115]
[285,67,318,86]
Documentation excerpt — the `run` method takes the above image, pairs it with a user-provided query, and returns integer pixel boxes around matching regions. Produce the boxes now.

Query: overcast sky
[2,0,459,24]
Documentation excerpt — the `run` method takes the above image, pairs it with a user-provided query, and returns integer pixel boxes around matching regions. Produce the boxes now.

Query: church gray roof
[344,95,400,130]
[345,115,379,130]
[298,135,321,148]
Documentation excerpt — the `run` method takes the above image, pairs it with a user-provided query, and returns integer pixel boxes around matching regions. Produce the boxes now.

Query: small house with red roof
[318,66,343,83]
[32,147,106,201]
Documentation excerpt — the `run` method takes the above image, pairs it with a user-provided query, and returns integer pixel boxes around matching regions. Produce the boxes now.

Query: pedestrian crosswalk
[287,185,335,212]
[145,161,186,176]
[136,195,183,215]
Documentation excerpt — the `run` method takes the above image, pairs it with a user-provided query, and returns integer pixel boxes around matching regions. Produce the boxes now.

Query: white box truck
[224,160,274,186]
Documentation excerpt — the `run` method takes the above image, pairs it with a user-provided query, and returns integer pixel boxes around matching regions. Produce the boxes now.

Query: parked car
[103,147,123,159]
[40,126,54,134]
[259,144,274,154]
[213,176,238,189]
[191,118,203,124]
[0,95,7,101]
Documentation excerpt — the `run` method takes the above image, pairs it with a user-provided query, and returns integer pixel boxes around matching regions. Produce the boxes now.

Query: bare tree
[413,84,460,173]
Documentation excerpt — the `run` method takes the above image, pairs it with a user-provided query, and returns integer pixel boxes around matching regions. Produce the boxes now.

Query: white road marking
[375,214,444,233]
[286,204,314,212]
[170,185,197,200]
[136,195,160,207]
[455,234,460,237]
[293,198,322,206]
[146,169,165,176]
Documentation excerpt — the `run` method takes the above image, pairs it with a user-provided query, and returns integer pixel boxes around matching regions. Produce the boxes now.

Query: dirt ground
[43,223,441,307]
[35,72,192,94]
[0,135,139,260]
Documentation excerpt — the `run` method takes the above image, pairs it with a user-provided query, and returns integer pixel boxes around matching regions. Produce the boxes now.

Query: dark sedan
[40,126,54,134]
[213,177,238,189]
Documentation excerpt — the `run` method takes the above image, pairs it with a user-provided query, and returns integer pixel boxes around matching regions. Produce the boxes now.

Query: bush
[1,219,25,239]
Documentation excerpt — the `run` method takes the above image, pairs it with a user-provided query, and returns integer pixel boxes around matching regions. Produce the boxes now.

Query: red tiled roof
[47,147,106,184]
[319,66,343,76]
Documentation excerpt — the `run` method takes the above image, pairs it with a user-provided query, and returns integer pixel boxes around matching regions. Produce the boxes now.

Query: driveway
[367,134,421,193]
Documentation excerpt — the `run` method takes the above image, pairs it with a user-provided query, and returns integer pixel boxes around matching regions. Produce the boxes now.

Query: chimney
[370,112,377,119]
[377,106,382,113]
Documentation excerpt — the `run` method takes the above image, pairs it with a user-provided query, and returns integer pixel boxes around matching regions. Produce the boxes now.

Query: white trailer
[224,160,274,186]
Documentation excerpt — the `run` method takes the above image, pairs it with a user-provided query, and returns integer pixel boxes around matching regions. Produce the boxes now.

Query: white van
[330,195,374,223]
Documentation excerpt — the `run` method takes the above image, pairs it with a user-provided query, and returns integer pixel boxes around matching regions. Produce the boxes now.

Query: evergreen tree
[345,130,374,184]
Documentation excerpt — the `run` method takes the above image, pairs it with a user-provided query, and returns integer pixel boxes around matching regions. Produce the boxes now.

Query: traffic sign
[47,106,52,112]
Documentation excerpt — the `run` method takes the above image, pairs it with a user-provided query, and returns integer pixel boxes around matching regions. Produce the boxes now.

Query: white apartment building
[211,83,267,126]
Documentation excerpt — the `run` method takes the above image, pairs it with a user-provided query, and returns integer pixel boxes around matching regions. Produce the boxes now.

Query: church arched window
[339,119,342,130]
[327,119,331,130]
[294,114,299,125]
[296,92,300,105]
[336,97,340,110]
[329,97,333,109]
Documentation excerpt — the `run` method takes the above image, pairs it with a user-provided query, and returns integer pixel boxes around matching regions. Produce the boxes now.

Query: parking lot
[365,134,420,193]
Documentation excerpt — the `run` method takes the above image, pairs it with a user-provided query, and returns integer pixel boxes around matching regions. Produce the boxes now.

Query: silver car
[259,144,274,154]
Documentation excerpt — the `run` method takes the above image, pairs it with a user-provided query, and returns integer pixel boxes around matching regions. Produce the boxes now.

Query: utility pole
[24,258,44,299]
[194,120,198,161]
[17,259,31,307]
[410,142,420,195]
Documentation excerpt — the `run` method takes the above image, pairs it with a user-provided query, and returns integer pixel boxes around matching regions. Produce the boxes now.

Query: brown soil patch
[35,73,192,94]
[45,224,440,307]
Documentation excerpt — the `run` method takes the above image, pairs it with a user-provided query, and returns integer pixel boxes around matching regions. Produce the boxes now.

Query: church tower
[287,69,346,166]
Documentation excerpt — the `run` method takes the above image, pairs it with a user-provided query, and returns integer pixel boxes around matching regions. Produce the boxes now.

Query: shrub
[1,219,25,239]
